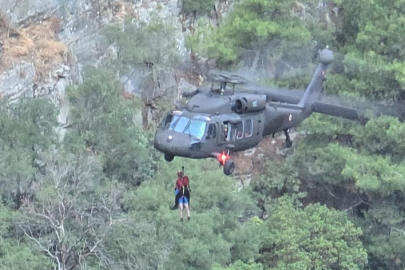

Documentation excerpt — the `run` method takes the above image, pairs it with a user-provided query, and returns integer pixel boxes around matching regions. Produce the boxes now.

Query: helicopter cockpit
[160,112,208,139]
[155,109,243,165]
[155,111,215,159]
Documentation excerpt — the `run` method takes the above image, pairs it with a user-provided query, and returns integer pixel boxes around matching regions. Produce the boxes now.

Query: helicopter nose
[154,130,204,158]
[154,131,187,153]
[154,131,171,150]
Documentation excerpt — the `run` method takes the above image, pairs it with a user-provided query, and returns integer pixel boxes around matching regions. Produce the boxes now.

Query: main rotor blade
[205,70,405,121]
[238,83,304,103]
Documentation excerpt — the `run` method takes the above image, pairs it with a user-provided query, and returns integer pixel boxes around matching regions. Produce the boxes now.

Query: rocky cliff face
[0,0,216,129]
[0,0,335,124]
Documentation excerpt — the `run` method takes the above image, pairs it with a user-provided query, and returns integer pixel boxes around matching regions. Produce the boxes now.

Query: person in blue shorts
[173,171,191,222]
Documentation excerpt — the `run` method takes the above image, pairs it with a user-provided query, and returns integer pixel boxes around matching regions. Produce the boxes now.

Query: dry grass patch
[1,16,68,81]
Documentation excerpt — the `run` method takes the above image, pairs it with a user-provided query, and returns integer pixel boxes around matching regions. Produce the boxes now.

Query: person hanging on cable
[171,168,191,221]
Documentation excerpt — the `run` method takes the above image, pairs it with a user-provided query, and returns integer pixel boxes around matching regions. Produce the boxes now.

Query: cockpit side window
[206,123,217,139]
[168,115,180,130]
[162,113,173,128]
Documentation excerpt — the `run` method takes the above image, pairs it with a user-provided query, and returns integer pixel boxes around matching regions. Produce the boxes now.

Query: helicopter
[153,48,363,176]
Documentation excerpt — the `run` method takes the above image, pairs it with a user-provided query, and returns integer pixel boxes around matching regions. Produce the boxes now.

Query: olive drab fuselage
[153,91,310,160]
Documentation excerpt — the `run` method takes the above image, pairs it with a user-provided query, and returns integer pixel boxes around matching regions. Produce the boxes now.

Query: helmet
[177,171,183,177]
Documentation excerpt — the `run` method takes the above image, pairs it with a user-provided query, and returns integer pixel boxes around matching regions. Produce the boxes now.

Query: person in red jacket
[171,170,191,221]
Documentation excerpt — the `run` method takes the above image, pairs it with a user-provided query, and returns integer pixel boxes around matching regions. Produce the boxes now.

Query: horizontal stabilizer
[312,101,364,123]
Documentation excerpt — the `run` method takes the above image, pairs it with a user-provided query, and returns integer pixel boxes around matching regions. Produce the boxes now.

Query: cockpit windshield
[166,115,207,139]
[173,117,189,133]
[184,119,206,139]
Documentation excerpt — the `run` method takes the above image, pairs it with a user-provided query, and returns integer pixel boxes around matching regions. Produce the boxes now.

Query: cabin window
[245,119,252,137]
[223,123,230,141]
[206,123,217,139]
[236,121,244,139]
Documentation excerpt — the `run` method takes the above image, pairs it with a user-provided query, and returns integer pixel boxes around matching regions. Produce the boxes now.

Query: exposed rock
[243,147,256,157]
[54,78,70,139]
[52,64,70,79]
[1,0,60,25]
[0,61,35,101]
[0,0,206,113]
[57,2,110,83]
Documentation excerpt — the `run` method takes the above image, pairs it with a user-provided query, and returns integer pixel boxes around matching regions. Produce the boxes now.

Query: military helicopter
[153,48,362,175]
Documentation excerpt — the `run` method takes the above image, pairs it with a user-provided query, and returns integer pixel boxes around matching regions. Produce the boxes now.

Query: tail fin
[298,48,334,107]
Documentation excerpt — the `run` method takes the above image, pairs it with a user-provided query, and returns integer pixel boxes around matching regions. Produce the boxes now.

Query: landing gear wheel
[223,159,235,176]
[284,129,293,148]
[164,153,174,162]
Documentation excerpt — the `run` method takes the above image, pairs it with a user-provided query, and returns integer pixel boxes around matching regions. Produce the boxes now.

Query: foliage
[328,0,405,100]
[260,196,368,269]
[294,140,405,195]
[104,15,180,72]
[356,201,405,270]
[16,149,127,270]
[101,215,172,270]
[249,158,305,210]
[212,259,264,270]
[123,157,261,270]
[3,0,405,269]
[182,0,215,15]
[0,203,52,269]
[187,0,312,66]
[0,239,52,270]
[0,98,58,208]
[66,67,155,184]
[342,152,405,194]
[354,116,405,158]
[294,114,405,195]
[292,112,405,270]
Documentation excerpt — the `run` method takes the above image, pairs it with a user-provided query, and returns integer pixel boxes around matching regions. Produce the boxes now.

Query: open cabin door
[219,121,237,144]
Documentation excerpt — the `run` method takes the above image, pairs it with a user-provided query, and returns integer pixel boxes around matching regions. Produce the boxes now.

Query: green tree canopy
[66,68,155,184]
[327,0,405,100]
[104,15,180,72]
[182,0,216,15]
[123,157,261,270]
[260,196,367,269]
[213,259,264,270]
[187,0,312,66]
[0,203,52,269]
[0,98,58,208]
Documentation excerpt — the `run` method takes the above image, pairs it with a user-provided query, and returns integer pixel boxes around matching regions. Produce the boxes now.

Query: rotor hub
[319,48,334,65]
